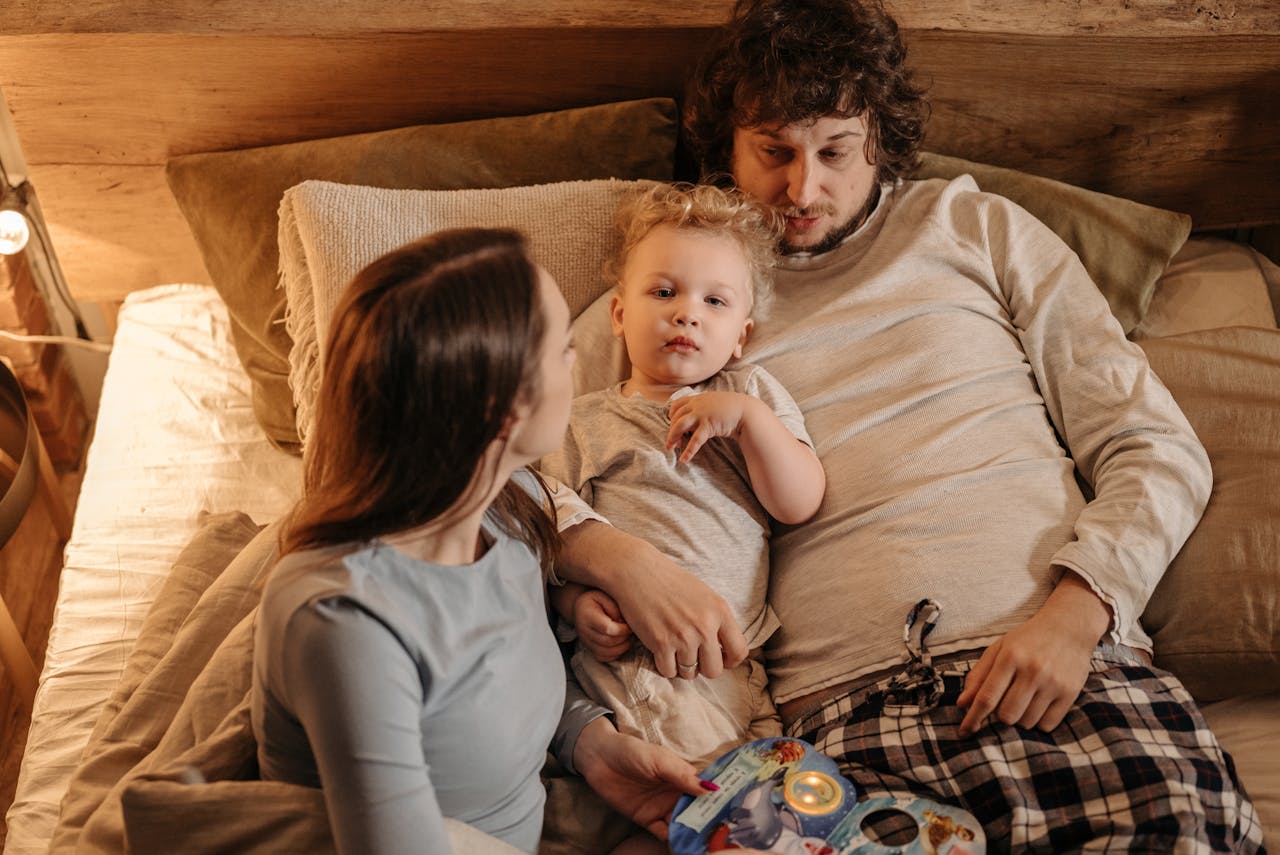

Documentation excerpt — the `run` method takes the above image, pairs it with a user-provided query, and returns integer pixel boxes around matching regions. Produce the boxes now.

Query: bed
[2,2,1279,853]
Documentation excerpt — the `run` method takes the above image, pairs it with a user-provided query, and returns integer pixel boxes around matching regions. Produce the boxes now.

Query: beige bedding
[13,187,1278,852]
[49,512,524,855]
[40,259,1280,854]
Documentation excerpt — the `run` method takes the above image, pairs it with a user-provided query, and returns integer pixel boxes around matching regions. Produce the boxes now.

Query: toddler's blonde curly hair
[610,181,783,318]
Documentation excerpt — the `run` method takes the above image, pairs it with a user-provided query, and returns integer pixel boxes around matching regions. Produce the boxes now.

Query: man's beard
[779,185,881,256]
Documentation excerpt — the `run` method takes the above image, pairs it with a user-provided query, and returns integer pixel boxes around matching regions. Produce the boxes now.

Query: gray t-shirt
[252,474,569,855]
[541,363,812,648]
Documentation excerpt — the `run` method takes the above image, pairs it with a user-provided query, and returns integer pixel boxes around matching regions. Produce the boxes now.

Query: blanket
[47,511,523,855]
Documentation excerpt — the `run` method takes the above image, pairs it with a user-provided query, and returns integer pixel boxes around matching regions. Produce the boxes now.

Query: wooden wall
[1,1,1278,304]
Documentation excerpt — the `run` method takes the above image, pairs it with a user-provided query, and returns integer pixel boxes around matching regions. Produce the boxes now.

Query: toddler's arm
[666,391,825,524]
[550,582,634,662]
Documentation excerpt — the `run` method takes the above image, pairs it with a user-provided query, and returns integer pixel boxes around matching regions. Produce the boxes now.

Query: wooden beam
[27,164,210,303]
[914,32,1280,228]
[3,0,1277,36]
[1,29,709,165]
[0,24,1276,302]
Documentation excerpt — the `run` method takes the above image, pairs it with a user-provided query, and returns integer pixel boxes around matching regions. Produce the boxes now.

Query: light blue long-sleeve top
[252,473,600,854]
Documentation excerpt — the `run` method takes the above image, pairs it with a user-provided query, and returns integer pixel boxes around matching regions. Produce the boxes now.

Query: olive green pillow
[915,152,1191,334]
[1137,327,1280,702]
[166,98,679,451]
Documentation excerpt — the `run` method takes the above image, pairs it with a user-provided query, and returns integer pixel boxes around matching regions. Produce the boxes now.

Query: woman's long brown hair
[282,227,559,574]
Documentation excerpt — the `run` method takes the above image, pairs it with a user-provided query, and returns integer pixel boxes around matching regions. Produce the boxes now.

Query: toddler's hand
[575,588,633,662]
[666,392,752,463]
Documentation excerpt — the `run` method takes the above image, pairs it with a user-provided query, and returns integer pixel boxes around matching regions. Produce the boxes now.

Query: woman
[251,228,707,854]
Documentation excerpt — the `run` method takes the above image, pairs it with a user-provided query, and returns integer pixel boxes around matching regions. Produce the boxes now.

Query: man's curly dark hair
[684,0,929,184]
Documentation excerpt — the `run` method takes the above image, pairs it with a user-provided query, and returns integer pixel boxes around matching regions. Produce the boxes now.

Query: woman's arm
[282,603,450,855]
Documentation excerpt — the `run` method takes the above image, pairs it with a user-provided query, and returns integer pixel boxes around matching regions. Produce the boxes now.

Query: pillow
[279,178,650,445]
[1137,327,1280,702]
[571,291,632,399]
[166,98,679,451]
[914,152,1192,333]
[1198,695,1280,836]
[1132,237,1279,339]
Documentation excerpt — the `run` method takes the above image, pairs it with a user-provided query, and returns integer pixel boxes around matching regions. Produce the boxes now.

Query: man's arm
[956,189,1210,732]
[557,519,749,679]
[988,193,1211,641]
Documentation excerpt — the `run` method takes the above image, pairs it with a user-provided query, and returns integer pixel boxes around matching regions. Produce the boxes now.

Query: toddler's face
[611,224,754,394]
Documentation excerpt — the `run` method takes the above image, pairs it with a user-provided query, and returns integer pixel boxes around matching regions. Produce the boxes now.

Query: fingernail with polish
[700,780,720,792]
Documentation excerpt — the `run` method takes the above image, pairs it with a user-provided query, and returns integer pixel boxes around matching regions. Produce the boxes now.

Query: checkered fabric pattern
[787,650,1267,853]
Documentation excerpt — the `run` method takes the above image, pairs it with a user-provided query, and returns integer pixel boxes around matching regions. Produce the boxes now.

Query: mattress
[3,285,302,854]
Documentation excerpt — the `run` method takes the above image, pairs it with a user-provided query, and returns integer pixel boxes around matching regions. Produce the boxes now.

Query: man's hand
[558,521,749,680]
[666,391,751,463]
[573,588,633,662]
[956,570,1111,735]
[574,718,710,841]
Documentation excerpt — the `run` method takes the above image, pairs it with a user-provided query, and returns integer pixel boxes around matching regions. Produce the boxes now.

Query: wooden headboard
[2,1,1278,309]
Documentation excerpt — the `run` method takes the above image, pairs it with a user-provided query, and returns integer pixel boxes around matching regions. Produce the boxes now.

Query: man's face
[731,114,879,255]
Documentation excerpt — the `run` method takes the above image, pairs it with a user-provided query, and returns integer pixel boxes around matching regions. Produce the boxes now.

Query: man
[556,0,1264,850]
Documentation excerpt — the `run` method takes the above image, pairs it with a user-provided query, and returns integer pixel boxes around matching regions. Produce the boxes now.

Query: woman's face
[509,267,576,461]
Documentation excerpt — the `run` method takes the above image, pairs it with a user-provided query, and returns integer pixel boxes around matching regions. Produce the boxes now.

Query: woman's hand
[573,718,710,841]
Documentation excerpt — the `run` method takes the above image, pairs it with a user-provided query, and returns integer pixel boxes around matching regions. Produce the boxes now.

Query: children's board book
[669,737,984,855]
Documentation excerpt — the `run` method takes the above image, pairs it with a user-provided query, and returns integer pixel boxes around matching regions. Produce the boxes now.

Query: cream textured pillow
[279,178,650,446]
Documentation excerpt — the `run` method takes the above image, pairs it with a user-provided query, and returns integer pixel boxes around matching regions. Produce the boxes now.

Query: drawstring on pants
[878,598,945,713]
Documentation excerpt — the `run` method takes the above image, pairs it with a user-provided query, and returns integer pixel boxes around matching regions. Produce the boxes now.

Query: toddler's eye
[706,296,727,307]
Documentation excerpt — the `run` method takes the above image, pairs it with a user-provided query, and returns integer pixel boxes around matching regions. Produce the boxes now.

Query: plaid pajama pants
[786,647,1267,853]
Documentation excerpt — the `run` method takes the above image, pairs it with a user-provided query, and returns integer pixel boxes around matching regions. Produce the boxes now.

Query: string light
[0,207,30,255]
[1,176,32,255]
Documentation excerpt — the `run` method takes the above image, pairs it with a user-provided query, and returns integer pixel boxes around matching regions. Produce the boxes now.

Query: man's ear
[609,292,625,338]
[732,317,754,359]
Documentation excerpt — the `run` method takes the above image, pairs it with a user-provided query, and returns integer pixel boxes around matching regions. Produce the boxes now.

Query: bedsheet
[4,285,302,855]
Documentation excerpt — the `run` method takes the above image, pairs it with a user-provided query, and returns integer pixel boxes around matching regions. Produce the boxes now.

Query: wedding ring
[677,661,698,674]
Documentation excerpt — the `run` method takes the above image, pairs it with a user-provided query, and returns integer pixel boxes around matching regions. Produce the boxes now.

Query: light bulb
[0,208,30,255]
